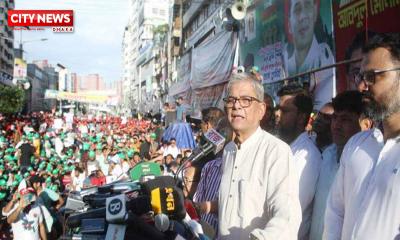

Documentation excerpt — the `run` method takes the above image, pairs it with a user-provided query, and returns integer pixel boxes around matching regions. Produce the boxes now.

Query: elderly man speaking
[217,73,301,239]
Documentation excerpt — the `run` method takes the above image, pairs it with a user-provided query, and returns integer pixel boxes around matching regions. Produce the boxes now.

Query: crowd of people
[0,110,195,239]
[0,32,399,240]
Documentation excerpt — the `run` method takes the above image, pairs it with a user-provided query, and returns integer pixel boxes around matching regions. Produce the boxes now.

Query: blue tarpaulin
[162,123,197,149]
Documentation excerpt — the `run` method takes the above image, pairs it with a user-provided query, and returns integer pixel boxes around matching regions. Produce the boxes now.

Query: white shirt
[310,144,339,240]
[290,132,322,240]
[111,164,124,179]
[163,145,180,159]
[9,203,44,240]
[73,174,85,191]
[324,129,384,240]
[53,118,64,130]
[55,137,64,157]
[285,36,335,110]
[219,127,302,240]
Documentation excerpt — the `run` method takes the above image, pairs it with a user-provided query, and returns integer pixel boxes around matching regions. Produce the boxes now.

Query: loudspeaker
[231,1,247,20]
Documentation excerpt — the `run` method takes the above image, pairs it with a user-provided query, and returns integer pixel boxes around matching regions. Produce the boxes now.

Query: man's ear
[206,122,213,131]
[359,118,373,131]
[258,102,266,121]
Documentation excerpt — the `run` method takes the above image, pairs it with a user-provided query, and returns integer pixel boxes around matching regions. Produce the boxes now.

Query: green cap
[24,172,30,178]
[50,185,58,192]
[127,149,135,158]
[12,181,19,187]
[82,143,90,151]
[89,150,96,159]
[5,148,14,154]
[0,165,4,171]
[0,179,6,187]
[150,133,157,139]
[96,143,103,150]
[14,174,22,182]
[118,152,125,160]
[27,167,33,172]
[52,169,59,175]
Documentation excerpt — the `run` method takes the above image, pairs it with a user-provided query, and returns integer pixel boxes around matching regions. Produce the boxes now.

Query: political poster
[333,0,400,92]
[240,0,336,110]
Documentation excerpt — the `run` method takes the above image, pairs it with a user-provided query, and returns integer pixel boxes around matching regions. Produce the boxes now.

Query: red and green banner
[333,0,400,92]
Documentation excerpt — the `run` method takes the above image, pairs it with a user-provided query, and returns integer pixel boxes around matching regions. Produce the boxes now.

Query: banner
[169,51,191,96]
[191,31,237,89]
[333,0,400,92]
[13,58,27,79]
[45,89,117,104]
[191,83,227,112]
[239,0,336,110]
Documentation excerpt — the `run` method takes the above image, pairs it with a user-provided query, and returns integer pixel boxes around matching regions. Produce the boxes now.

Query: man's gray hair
[227,72,264,101]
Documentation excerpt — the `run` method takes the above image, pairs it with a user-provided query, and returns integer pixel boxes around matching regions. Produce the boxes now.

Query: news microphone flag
[150,186,186,221]
[203,128,225,155]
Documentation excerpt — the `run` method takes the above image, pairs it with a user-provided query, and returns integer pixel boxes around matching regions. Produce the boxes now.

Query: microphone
[185,128,225,167]
[154,213,170,232]
[154,213,196,239]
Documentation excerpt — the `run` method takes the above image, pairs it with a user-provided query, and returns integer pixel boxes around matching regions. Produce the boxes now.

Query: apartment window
[159,9,166,16]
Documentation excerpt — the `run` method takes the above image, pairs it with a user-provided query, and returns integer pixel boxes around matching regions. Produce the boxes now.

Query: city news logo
[7,10,74,33]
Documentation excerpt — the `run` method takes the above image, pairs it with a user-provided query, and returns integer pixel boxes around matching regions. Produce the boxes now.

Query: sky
[14,0,130,85]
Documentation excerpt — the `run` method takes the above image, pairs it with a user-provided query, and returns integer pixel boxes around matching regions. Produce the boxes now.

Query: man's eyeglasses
[354,67,400,86]
[223,96,261,108]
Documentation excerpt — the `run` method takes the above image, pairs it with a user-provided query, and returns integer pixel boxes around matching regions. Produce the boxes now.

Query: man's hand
[19,196,27,210]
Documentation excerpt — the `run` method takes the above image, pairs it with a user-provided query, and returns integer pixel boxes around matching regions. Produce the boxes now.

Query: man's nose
[232,99,242,109]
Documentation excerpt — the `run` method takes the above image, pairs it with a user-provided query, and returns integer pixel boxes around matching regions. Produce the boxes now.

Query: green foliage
[0,85,25,114]
[153,24,169,35]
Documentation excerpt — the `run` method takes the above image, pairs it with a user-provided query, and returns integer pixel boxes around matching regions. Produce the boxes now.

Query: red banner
[333,0,400,92]
[8,10,74,27]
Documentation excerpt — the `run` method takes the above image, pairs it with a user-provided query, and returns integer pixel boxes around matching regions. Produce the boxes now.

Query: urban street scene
[0,0,400,239]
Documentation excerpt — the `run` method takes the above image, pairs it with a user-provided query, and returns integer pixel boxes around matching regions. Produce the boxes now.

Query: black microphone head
[150,185,186,221]
[126,195,152,216]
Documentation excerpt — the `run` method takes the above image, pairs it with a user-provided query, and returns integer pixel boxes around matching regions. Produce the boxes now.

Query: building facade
[0,0,15,86]
[123,0,171,113]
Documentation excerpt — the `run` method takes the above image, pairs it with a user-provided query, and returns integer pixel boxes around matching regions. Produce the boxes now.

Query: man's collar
[234,127,263,150]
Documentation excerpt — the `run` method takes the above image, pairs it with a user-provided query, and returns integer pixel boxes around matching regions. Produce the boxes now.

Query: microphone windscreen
[150,186,186,221]
[127,195,152,216]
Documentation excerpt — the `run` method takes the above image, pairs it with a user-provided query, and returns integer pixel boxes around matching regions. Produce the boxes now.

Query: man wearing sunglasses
[324,33,400,239]
[215,73,301,240]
